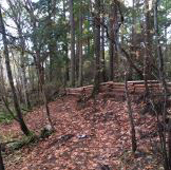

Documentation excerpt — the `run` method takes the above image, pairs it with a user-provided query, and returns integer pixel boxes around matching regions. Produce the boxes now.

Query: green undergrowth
[4,127,54,152]
[0,105,33,124]
[6,132,38,151]
[0,111,14,124]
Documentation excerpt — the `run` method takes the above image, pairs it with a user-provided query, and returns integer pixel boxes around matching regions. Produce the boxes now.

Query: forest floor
[0,94,164,170]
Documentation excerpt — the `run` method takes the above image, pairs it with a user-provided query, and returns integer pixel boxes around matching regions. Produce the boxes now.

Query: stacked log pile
[66,80,171,97]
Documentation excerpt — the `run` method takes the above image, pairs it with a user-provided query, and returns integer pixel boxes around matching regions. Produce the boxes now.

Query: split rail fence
[66,80,171,97]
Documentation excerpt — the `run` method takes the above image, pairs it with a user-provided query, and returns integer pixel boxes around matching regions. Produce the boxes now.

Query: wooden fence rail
[66,80,171,97]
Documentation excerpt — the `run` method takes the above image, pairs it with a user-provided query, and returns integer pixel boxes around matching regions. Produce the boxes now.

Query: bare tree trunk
[101,2,106,82]
[154,1,170,169]
[78,5,83,86]
[168,119,171,168]
[129,0,136,80]
[0,67,17,121]
[92,0,101,95]
[0,142,5,170]
[48,1,53,82]
[109,4,114,81]
[144,0,150,96]
[0,6,30,136]
[0,56,18,120]
[69,0,75,87]
[63,0,69,85]
[125,72,137,152]
[65,50,70,84]
[6,0,31,109]
[18,28,31,109]
[24,1,54,130]
[35,52,54,130]
[76,39,79,81]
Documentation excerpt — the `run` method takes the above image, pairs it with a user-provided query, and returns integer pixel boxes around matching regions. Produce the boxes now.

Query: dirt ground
[1,95,163,170]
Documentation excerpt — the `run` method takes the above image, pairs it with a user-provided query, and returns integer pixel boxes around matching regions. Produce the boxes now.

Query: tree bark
[0,142,5,170]
[69,0,75,87]
[154,1,170,169]
[78,4,83,86]
[93,0,101,95]
[109,4,114,81]
[125,72,137,152]
[0,6,30,136]
[24,1,54,130]
[18,27,31,109]
[47,0,57,82]
[6,0,31,109]
[144,0,150,95]
[101,1,106,82]
[63,0,69,85]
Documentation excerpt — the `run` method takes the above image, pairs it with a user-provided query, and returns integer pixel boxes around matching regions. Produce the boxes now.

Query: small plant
[40,125,54,139]
[7,132,38,150]
[0,110,14,124]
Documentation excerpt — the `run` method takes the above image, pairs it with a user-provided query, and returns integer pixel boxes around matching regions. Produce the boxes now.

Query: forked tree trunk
[6,0,31,109]
[0,6,30,136]
[24,1,54,130]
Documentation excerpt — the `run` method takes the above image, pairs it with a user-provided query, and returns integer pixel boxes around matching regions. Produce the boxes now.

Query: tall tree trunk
[7,0,31,109]
[0,142,5,170]
[87,0,91,58]
[109,4,114,81]
[76,39,79,81]
[18,27,31,109]
[48,40,57,82]
[154,0,167,93]
[154,1,170,169]
[0,60,17,120]
[34,52,54,130]
[48,0,53,82]
[125,72,137,152]
[101,1,106,82]
[78,5,83,86]
[65,50,70,84]
[0,6,30,136]
[145,0,153,80]
[69,0,75,87]
[164,0,168,65]
[93,0,101,94]
[144,0,150,95]
[47,0,57,82]
[63,0,69,85]
[49,43,54,82]
[129,0,136,80]
[109,2,118,81]
[24,1,54,130]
